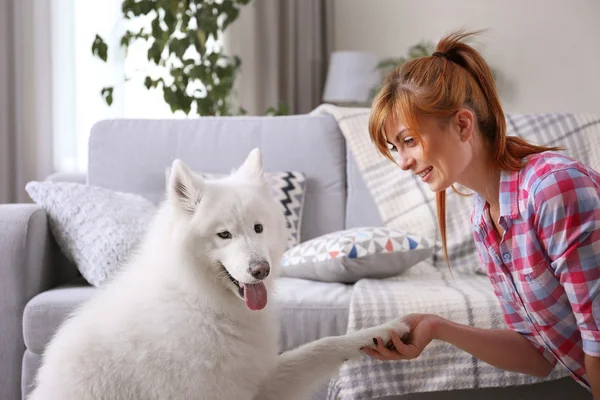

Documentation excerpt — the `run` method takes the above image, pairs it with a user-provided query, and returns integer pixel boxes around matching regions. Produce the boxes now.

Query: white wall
[333,0,600,114]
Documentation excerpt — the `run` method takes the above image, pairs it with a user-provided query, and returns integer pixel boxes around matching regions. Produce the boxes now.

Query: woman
[362,29,600,396]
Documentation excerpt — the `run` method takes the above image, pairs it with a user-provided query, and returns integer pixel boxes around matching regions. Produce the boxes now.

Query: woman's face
[384,111,475,192]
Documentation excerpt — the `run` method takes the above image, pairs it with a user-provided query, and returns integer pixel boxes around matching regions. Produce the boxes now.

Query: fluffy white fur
[28,149,409,400]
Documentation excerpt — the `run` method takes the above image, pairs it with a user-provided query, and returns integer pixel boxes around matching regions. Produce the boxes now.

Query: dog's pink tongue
[242,282,267,311]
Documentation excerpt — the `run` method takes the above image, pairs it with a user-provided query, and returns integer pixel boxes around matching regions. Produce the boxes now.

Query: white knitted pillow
[25,181,156,287]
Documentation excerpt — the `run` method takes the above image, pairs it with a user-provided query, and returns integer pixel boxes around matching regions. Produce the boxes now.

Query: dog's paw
[384,317,411,337]
[363,317,410,345]
[342,317,410,357]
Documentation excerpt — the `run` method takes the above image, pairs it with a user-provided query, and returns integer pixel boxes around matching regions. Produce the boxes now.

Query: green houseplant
[91,0,279,116]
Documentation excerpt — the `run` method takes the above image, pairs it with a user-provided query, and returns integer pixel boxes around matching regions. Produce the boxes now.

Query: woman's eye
[217,231,232,239]
[387,143,398,153]
[404,137,415,145]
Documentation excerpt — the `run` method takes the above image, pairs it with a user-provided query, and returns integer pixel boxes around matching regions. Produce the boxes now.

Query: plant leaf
[101,87,114,106]
[91,35,108,62]
[138,0,154,15]
[169,37,189,59]
[148,39,165,64]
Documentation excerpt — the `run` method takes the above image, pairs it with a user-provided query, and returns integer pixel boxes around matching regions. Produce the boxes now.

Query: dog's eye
[217,231,232,239]
[254,224,263,234]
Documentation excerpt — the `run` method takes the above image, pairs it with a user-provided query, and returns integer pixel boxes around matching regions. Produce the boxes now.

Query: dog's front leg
[252,335,353,400]
[253,317,409,400]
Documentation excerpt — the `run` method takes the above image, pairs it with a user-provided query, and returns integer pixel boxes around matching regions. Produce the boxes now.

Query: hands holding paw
[361,313,439,361]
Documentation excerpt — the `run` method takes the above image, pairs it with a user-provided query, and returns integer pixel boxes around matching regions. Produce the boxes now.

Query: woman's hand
[361,313,439,361]
[361,313,556,378]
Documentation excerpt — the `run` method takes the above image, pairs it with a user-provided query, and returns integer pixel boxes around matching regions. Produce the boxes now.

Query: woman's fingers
[391,330,415,357]
[360,341,402,361]
[375,337,405,360]
[360,346,388,360]
[360,329,422,361]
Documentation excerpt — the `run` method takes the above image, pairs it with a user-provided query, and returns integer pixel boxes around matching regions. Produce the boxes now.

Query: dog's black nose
[249,260,270,280]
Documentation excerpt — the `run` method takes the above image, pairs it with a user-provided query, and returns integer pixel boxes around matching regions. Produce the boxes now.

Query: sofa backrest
[87,115,347,242]
[344,148,383,228]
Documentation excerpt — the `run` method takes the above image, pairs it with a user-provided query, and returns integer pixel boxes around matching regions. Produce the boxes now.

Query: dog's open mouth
[220,264,268,311]
[224,268,245,298]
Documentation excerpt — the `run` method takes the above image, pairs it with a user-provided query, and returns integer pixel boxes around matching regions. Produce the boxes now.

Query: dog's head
[166,149,286,311]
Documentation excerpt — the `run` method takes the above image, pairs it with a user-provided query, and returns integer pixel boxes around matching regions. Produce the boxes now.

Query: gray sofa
[1,114,588,400]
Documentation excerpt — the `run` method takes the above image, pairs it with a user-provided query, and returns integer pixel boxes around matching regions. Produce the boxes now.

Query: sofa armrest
[0,204,65,400]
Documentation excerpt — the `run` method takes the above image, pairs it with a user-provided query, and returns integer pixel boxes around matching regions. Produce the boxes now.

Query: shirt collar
[472,168,520,226]
[499,168,520,220]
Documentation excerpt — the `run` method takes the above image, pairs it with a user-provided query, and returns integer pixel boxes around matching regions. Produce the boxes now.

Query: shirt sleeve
[533,167,600,357]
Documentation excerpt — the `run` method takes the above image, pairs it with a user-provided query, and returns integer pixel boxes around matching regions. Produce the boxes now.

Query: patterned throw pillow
[280,227,433,283]
[165,168,307,250]
[25,181,156,287]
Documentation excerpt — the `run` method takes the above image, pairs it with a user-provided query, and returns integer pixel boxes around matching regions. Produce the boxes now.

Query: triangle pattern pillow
[165,168,307,250]
[280,227,433,283]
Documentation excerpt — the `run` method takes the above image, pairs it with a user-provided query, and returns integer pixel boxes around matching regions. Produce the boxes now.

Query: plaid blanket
[311,104,600,399]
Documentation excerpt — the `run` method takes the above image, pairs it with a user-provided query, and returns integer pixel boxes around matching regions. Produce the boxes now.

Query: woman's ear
[454,108,475,142]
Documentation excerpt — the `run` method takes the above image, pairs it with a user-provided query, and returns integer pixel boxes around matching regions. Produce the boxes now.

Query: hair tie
[432,50,467,69]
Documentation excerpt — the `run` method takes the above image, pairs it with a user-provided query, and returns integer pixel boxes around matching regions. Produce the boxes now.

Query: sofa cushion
[23,278,352,355]
[275,278,352,351]
[88,115,347,242]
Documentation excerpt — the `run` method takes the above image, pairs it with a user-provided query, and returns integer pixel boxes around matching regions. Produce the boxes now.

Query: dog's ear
[236,148,265,183]
[168,159,203,213]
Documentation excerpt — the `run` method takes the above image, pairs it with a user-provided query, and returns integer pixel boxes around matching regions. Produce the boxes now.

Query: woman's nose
[397,152,414,171]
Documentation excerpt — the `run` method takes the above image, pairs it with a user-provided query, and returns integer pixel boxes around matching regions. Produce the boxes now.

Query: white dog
[28,149,409,400]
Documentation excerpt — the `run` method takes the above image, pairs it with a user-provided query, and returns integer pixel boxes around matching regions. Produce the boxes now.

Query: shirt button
[503,253,512,261]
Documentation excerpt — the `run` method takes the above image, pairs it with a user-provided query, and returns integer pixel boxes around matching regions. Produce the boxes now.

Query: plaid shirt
[471,151,600,389]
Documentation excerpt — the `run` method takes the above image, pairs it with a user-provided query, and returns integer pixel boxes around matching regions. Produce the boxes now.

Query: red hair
[369,29,562,266]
